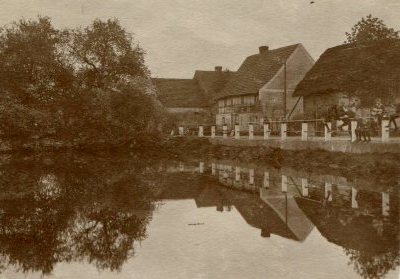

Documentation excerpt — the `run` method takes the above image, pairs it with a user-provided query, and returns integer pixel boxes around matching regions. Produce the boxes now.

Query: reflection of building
[157,163,312,241]
[216,44,314,129]
[212,163,314,241]
[218,187,300,240]
[294,39,400,119]
[259,188,314,241]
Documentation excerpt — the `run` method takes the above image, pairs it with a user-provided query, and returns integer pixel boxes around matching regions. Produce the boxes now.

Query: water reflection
[188,160,399,279]
[0,154,398,279]
[0,153,156,275]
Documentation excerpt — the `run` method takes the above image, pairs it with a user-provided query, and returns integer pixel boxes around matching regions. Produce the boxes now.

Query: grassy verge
[163,137,400,182]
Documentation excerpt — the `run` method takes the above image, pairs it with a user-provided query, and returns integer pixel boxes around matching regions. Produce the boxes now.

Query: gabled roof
[152,78,208,108]
[294,39,400,97]
[193,70,235,102]
[217,44,300,99]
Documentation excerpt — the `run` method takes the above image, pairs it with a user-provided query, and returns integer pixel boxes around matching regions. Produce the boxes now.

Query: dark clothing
[321,106,337,131]
[356,119,372,142]
[337,106,354,130]
[388,103,400,130]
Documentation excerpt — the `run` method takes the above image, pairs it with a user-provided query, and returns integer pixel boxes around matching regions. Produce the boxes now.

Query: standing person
[371,98,385,127]
[355,118,371,142]
[387,102,400,131]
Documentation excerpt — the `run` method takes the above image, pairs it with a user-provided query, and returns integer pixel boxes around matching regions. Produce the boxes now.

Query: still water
[0,153,398,279]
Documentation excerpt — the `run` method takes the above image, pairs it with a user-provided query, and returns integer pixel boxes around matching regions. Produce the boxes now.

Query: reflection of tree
[0,153,157,275]
[0,194,73,274]
[70,207,149,271]
[296,191,399,279]
[345,249,400,279]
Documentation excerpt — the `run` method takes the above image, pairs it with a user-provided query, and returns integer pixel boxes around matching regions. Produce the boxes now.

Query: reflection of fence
[201,161,393,217]
[175,118,394,142]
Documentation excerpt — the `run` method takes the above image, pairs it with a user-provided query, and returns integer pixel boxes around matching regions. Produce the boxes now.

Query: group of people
[321,98,400,142]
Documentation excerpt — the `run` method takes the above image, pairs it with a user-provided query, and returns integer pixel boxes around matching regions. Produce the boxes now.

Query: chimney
[259,46,269,54]
[215,66,223,73]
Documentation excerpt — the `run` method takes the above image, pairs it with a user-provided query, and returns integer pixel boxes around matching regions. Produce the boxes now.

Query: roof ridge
[245,43,300,59]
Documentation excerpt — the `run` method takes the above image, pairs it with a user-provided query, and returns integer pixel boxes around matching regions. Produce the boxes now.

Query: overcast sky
[0,0,399,78]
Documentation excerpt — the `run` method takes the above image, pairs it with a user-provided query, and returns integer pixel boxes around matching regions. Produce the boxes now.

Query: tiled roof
[193,70,235,102]
[217,44,300,99]
[294,39,400,97]
[152,78,208,108]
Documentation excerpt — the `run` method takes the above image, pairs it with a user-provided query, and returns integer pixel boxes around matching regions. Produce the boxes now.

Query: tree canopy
[0,16,166,148]
[345,14,399,45]
[0,17,73,104]
[68,19,149,88]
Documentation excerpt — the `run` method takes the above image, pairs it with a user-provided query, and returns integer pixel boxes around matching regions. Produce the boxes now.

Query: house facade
[215,44,315,129]
[152,67,233,126]
[294,39,400,119]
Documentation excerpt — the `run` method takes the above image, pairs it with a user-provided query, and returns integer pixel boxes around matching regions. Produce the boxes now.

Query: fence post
[263,124,270,140]
[324,122,332,141]
[211,163,216,175]
[211,126,216,138]
[263,172,269,188]
[198,125,204,137]
[301,178,308,197]
[281,122,287,140]
[235,166,241,181]
[179,126,184,136]
[381,119,390,142]
[281,175,288,192]
[350,120,357,142]
[249,124,254,140]
[223,125,228,139]
[249,169,254,185]
[235,124,240,139]
[325,182,333,201]
[301,122,308,141]
[199,162,204,173]
[382,192,390,216]
[223,165,229,179]
[351,187,358,209]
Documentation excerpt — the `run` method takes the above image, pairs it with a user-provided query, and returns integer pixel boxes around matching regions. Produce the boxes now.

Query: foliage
[345,15,399,45]
[0,153,157,275]
[0,17,73,104]
[0,16,165,148]
[68,18,149,89]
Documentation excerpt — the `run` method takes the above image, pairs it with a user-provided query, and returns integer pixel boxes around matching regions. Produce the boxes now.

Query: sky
[0,0,399,78]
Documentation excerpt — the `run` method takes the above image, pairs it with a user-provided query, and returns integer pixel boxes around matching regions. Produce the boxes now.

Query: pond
[0,152,398,279]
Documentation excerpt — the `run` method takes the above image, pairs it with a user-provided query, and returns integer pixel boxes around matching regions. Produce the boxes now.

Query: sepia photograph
[0,0,399,278]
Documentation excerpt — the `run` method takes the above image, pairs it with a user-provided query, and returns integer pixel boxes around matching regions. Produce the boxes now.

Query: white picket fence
[176,118,392,143]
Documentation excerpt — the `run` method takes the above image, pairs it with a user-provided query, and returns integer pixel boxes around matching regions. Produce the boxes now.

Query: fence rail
[174,117,396,143]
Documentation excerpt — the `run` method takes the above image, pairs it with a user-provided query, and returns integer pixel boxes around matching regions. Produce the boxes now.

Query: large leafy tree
[345,14,399,45]
[0,16,165,146]
[0,16,73,104]
[69,19,149,89]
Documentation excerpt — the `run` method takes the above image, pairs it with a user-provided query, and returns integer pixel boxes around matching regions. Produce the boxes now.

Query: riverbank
[209,136,400,154]
[1,135,399,183]
[163,137,400,182]
[0,132,165,153]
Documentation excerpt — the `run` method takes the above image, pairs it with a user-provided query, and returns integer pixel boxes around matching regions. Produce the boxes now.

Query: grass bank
[163,137,400,182]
